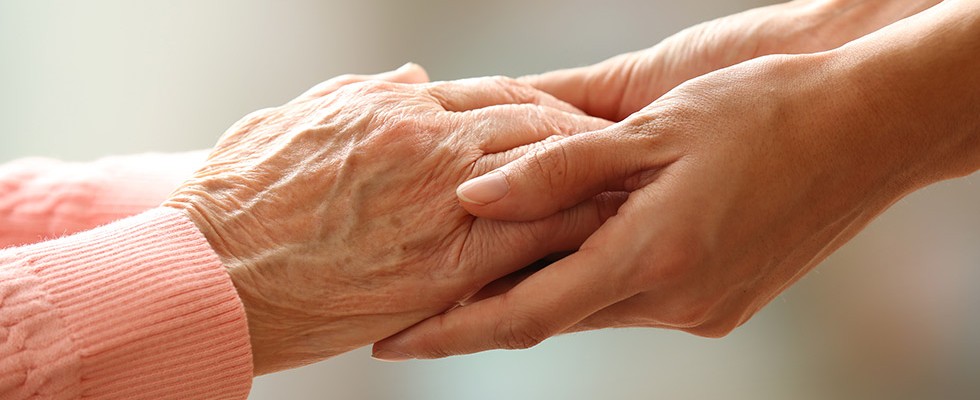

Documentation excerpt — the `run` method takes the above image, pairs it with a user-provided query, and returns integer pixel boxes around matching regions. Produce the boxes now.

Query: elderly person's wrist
[161,203,274,374]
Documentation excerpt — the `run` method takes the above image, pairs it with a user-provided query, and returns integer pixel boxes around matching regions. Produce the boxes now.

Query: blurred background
[2,0,978,399]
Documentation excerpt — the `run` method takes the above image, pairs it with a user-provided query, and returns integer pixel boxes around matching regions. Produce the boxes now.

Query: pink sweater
[0,152,253,399]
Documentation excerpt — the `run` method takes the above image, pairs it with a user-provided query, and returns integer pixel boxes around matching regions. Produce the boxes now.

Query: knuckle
[241,107,275,121]
[420,339,460,359]
[330,73,362,86]
[539,109,566,137]
[412,317,463,359]
[488,75,535,103]
[340,79,397,98]
[225,107,276,135]
[302,74,366,100]
[386,116,419,135]
[665,293,750,336]
[662,300,714,328]
[424,84,453,108]
[519,105,564,136]
[485,75,514,86]
[427,347,459,359]
[334,81,412,119]
[591,191,627,222]
[697,300,758,338]
[375,116,440,158]
[302,83,330,97]
[493,314,551,350]
[684,315,739,339]
[381,117,426,145]
[358,79,396,93]
[330,80,364,98]
[523,141,571,192]
[621,102,685,142]
[549,115,586,137]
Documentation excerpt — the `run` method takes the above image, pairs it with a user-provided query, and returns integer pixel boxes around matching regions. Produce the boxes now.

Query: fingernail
[372,349,413,362]
[397,62,415,71]
[457,171,509,205]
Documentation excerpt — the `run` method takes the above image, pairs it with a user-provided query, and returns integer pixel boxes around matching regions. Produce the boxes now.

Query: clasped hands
[165,0,970,373]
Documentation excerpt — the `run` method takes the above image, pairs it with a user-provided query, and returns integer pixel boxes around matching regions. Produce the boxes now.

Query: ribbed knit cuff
[23,207,252,399]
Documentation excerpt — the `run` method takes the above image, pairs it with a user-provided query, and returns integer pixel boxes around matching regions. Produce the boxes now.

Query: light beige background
[2,1,978,399]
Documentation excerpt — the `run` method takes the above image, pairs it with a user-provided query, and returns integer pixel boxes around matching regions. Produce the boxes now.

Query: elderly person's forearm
[0,151,207,248]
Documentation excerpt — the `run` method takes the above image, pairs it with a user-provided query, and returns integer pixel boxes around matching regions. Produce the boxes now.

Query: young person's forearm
[824,0,980,192]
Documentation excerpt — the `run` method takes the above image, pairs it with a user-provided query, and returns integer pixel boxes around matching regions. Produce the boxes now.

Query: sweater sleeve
[0,151,208,249]
[0,207,253,399]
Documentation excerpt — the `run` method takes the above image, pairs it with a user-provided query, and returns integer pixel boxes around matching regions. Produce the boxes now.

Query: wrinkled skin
[164,67,623,374]
[374,0,980,358]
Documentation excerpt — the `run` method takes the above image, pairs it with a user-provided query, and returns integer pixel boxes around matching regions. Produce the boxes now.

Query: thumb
[455,125,648,222]
[372,245,632,360]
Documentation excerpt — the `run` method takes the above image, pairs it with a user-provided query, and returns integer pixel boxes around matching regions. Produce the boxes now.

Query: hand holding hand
[373,0,980,358]
[165,65,622,373]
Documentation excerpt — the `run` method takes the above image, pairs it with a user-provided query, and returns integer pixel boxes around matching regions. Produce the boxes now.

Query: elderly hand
[164,65,622,374]
[522,0,940,121]
[373,0,980,358]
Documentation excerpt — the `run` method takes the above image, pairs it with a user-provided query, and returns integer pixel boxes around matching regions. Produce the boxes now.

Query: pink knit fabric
[0,153,253,399]
[0,151,207,248]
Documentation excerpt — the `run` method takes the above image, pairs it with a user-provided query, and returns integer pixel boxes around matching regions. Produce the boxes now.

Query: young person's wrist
[820,0,980,194]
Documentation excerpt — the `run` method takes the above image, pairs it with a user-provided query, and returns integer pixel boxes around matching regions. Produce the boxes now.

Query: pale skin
[373,0,980,359]
[163,66,625,374]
